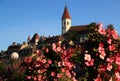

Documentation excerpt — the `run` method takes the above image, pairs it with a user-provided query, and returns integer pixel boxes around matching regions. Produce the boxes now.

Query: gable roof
[62,6,71,19]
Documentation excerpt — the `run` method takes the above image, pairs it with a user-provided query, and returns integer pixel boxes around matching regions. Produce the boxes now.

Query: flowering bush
[0,59,25,81]
[83,22,120,81]
[20,44,77,81]
[0,22,120,81]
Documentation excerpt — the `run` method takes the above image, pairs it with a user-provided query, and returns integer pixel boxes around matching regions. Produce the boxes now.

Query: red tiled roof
[62,6,71,19]
[69,25,88,32]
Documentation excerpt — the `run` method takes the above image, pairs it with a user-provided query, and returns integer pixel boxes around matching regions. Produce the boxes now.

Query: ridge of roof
[69,25,88,31]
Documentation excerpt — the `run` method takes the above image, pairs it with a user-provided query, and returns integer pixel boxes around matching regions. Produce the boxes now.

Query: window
[64,22,66,26]
[67,22,69,25]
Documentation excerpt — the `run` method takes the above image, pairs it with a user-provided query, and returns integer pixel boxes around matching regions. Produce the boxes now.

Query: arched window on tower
[67,22,69,25]
[64,22,66,26]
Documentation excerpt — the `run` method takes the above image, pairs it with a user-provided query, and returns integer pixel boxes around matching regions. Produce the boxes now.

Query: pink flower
[51,72,56,76]
[44,63,49,68]
[36,50,40,54]
[85,59,94,66]
[99,52,106,60]
[109,77,113,81]
[52,43,56,51]
[57,74,62,78]
[99,43,104,47]
[24,57,32,63]
[112,30,119,39]
[72,71,76,76]
[106,57,114,63]
[61,68,65,73]
[36,57,41,61]
[46,48,49,53]
[35,64,40,68]
[65,70,71,77]
[98,22,103,29]
[38,75,42,81]
[84,54,91,61]
[115,56,120,65]
[107,39,112,44]
[41,59,46,63]
[58,62,62,67]
[38,70,41,73]
[27,75,31,79]
[48,59,52,64]
[94,77,102,81]
[34,76,37,81]
[115,72,120,80]
[98,23,106,35]
[99,64,106,71]
[65,61,73,69]
[41,69,47,73]
[57,46,62,52]
[98,29,106,35]
[72,77,78,81]
[108,44,115,51]
[98,47,105,53]
[107,63,113,71]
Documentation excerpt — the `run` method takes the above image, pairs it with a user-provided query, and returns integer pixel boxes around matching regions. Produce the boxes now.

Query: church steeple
[62,6,71,35]
[62,6,71,19]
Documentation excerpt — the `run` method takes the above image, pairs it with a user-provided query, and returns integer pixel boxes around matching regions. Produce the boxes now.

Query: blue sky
[0,0,120,51]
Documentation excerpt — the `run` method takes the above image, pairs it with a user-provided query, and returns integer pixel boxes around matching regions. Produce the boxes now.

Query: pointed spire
[62,6,71,19]
[32,33,40,40]
[27,35,30,43]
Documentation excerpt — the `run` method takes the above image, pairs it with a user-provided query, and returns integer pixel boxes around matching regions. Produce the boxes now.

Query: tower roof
[32,33,39,40]
[62,6,71,19]
[30,33,40,42]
